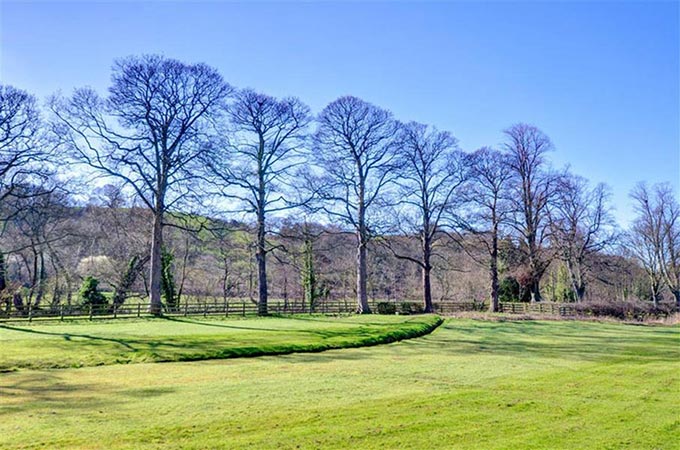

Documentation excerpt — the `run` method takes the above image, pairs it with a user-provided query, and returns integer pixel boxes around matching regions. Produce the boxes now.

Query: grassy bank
[0,314,442,371]
[0,318,677,449]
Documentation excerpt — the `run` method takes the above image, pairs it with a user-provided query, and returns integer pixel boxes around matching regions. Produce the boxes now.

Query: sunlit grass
[0,318,677,449]
[0,314,441,370]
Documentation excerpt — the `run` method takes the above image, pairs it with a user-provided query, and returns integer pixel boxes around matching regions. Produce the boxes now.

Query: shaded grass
[0,318,677,449]
[0,314,442,371]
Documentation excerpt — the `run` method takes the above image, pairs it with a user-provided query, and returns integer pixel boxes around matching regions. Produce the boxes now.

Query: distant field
[1,318,678,449]
[0,315,440,370]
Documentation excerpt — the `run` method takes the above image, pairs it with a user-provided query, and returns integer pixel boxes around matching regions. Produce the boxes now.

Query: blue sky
[1,0,678,226]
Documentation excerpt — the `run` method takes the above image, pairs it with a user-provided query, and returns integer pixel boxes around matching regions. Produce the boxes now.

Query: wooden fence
[0,299,578,322]
[498,302,576,316]
[0,298,363,322]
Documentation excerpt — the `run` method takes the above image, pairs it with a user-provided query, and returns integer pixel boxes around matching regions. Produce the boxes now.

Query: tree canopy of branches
[466,147,514,312]
[0,84,54,302]
[0,85,51,209]
[390,121,466,312]
[208,89,311,315]
[504,123,557,302]
[629,183,680,307]
[50,55,233,314]
[312,96,399,313]
[550,175,617,302]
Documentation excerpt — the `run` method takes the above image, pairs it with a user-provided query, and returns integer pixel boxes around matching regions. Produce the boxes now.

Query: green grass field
[0,317,678,449]
[0,315,440,370]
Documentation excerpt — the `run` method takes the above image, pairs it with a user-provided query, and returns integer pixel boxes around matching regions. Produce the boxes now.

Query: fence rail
[498,302,577,315]
[0,299,580,322]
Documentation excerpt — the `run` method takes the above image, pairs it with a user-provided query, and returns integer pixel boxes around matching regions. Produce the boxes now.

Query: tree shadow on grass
[0,371,124,415]
[288,320,679,365]
[0,372,177,418]
[0,323,137,350]
[159,315,426,333]
[402,321,680,363]
[159,316,316,333]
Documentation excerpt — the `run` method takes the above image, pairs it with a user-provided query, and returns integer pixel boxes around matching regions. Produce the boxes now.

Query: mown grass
[0,318,677,449]
[0,314,442,370]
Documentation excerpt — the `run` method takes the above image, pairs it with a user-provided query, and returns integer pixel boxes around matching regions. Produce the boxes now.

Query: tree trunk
[356,239,370,313]
[530,280,542,303]
[0,251,7,293]
[574,284,586,302]
[221,257,230,303]
[673,290,680,311]
[35,252,46,307]
[356,178,371,314]
[422,265,433,313]
[489,259,499,313]
[422,236,433,313]
[176,238,190,305]
[113,254,149,307]
[149,211,163,315]
[256,212,268,316]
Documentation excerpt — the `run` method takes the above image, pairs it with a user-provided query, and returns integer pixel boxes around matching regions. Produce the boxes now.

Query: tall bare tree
[503,123,556,302]
[629,183,665,305]
[629,182,680,307]
[7,183,72,307]
[467,147,513,312]
[550,175,617,302]
[389,122,466,312]
[50,55,232,314]
[0,85,52,296]
[658,185,680,309]
[312,96,398,313]
[208,89,311,315]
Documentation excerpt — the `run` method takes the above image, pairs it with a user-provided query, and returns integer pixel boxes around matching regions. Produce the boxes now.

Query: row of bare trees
[1,54,678,316]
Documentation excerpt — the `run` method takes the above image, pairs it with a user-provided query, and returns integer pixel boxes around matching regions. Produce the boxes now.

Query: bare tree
[658,185,680,309]
[629,182,680,307]
[389,122,467,312]
[0,85,53,297]
[503,123,557,302]
[5,182,72,309]
[550,175,617,302]
[0,85,50,205]
[466,147,514,312]
[312,96,399,313]
[208,89,310,315]
[50,55,232,314]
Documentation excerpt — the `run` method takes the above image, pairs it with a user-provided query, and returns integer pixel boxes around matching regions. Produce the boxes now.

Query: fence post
[113,304,117,319]
[184,301,188,316]
[60,304,64,321]
[28,302,33,322]
[89,304,93,320]
[137,303,141,318]
[242,302,246,317]
[204,302,208,317]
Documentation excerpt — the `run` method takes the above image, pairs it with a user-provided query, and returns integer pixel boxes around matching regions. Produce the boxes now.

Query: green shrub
[161,248,178,311]
[499,276,521,302]
[79,276,107,307]
[376,302,397,315]
[399,302,424,315]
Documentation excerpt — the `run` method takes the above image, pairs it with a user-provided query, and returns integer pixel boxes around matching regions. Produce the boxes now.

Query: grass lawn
[0,318,678,449]
[0,314,441,370]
